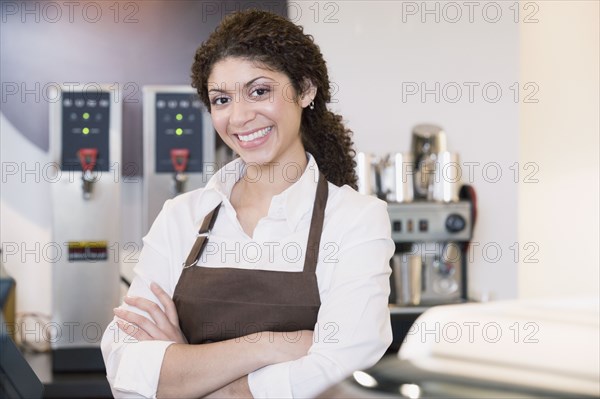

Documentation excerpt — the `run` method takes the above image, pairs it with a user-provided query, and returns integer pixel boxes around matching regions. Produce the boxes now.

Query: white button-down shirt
[101,153,394,398]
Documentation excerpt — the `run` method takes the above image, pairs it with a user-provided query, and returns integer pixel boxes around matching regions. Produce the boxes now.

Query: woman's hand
[114,282,187,344]
[270,330,314,364]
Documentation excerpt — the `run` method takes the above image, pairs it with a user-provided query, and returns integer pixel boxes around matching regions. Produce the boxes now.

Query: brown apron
[173,173,328,344]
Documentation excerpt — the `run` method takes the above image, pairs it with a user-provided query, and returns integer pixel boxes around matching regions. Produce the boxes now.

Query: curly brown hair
[191,9,357,189]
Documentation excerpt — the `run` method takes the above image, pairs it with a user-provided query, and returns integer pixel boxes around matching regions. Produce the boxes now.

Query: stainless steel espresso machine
[388,124,476,307]
[356,124,477,351]
[358,125,476,308]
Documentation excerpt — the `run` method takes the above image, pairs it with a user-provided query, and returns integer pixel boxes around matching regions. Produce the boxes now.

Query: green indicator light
[83,112,90,120]
[176,113,183,121]
[82,127,90,134]
[175,128,183,136]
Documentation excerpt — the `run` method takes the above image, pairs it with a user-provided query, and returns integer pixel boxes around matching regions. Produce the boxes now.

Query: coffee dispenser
[142,86,215,235]
[49,85,121,371]
[381,124,476,306]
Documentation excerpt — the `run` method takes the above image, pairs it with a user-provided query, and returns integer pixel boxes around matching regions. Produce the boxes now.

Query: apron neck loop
[183,203,222,268]
[303,173,328,274]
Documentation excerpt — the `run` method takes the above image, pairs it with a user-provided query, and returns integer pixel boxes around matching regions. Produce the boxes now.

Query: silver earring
[309,101,315,110]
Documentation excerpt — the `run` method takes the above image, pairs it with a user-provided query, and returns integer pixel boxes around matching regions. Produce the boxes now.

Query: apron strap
[303,173,328,274]
[183,202,222,268]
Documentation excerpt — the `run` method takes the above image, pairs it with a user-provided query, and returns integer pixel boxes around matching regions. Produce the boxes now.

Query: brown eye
[250,87,270,98]
[211,96,229,106]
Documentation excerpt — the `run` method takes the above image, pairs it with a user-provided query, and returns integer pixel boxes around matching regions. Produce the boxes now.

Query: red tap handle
[170,149,190,173]
[77,148,98,172]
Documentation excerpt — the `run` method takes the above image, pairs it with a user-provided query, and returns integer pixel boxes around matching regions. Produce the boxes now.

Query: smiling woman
[207,58,312,172]
[101,9,394,399]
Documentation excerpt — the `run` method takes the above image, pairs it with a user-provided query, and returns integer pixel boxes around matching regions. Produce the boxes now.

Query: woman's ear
[300,80,317,108]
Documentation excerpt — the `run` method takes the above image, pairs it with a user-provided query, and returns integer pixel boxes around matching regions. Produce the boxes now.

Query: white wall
[518,1,599,298]
[294,0,520,299]
[1,114,53,317]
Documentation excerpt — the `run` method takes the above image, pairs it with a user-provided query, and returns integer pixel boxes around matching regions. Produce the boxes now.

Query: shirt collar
[202,153,321,232]
[269,153,320,232]
[202,156,245,212]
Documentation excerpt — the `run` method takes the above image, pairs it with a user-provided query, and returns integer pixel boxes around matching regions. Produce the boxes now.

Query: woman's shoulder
[325,183,392,242]
[327,183,389,221]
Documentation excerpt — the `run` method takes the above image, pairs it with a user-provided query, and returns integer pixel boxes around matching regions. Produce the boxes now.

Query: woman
[102,9,394,398]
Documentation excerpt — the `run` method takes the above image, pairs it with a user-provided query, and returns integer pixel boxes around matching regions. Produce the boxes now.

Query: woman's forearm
[157,338,267,398]
[204,376,252,399]
[156,330,312,398]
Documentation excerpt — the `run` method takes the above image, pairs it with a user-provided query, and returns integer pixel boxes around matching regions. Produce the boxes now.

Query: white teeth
[238,126,272,142]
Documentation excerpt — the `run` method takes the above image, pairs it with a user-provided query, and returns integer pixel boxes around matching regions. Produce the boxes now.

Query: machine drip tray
[52,347,105,374]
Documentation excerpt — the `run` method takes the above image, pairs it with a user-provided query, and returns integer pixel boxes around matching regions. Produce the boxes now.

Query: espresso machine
[388,200,473,306]
[363,125,476,307]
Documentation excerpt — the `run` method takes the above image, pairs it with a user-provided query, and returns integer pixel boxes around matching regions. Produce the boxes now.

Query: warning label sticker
[67,241,108,262]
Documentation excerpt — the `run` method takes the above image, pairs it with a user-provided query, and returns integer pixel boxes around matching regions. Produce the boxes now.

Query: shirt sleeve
[248,199,394,398]
[101,200,177,398]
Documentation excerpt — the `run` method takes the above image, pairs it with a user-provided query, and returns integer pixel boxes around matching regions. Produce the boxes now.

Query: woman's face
[207,57,313,167]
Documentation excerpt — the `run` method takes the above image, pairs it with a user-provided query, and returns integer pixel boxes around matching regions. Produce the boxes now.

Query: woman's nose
[229,97,255,127]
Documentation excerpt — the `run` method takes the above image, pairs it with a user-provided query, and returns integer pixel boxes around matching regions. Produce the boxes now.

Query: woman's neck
[238,153,308,200]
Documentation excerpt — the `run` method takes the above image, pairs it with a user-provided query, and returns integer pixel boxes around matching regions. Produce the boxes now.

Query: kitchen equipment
[392,254,421,305]
[355,152,379,197]
[388,201,472,306]
[356,124,475,308]
[410,124,447,200]
[379,153,414,203]
[384,124,474,309]
[432,151,461,202]
[49,85,121,372]
[142,86,216,235]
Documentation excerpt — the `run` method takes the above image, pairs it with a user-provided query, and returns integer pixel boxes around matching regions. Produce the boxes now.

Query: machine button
[445,214,466,233]
[419,219,428,232]
[392,221,402,232]
[407,219,414,233]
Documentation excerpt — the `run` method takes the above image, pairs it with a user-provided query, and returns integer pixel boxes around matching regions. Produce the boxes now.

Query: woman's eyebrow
[208,76,275,94]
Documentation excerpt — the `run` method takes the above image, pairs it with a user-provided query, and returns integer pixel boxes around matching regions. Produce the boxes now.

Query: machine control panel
[155,93,204,173]
[61,91,110,171]
[388,201,472,243]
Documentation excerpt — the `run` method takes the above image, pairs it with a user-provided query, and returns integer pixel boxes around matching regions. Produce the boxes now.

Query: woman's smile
[235,125,273,147]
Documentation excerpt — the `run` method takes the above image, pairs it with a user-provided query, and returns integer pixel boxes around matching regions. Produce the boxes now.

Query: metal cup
[392,254,422,306]
[355,152,379,196]
[431,151,461,202]
[380,153,414,203]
